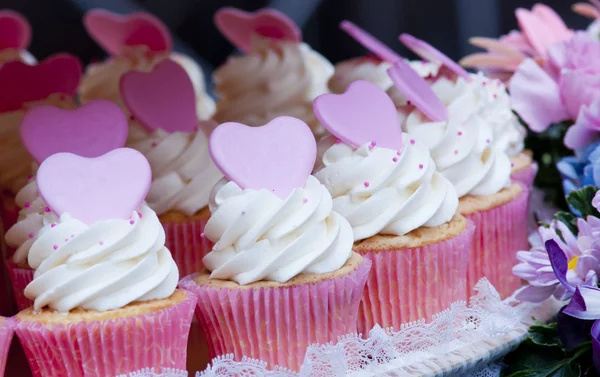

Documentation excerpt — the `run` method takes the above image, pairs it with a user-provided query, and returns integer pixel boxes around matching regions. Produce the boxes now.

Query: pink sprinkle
[397,150,401,156]
[51,223,56,228]
[335,139,341,144]
[511,162,515,167]
[410,139,415,145]
[393,157,398,162]
[53,245,58,250]
[303,197,308,203]
[493,94,497,99]
[129,115,135,121]
[129,220,134,225]
[483,82,487,86]
[24,202,30,208]
[242,211,246,215]
[99,241,104,246]
[151,142,158,148]
[65,238,69,242]
[454,150,459,155]
[27,175,33,180]
[28,232,35,238]
[457,131,463,136]
[200,233,205,238]
[406,100,411,105]
[138,212,143,218]
[364,181,370,188]
[59,94,66,101]
[486,139,491,143]
[419,164,424,169]
[497,81,502,87]
[71,234,74,238]
[44,207,50,213]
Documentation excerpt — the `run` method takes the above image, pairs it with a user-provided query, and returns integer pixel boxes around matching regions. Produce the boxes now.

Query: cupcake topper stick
[313,80,403,150]
[399,33,470,80]
[215,7,301,53]
[387,60,448,122]
[120,60,198,133]
[37,148,151,225]
[20,100,128,164]
[0,10,31,51]
[0,54,82,114]
[84,9,172,57]
[340,20,402,63]
[209,117,316,199]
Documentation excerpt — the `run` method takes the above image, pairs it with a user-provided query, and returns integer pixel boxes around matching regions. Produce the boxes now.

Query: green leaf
[554,211,578,235]
[549,360,581,377]
[529,322,561,347]
[567,186,600,219]
[503,339,566,377]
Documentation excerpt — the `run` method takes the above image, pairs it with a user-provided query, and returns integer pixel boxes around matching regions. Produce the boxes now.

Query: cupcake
[121,60,222,277]
[387,55,529,297]
[0,11,35,65]
[313,79,472,332]
[80,9,215,120]
[4,100,128,310]
[15,148,196,377]
[179,116,370,371]
[211,7,334,138]
[0,317,13,376]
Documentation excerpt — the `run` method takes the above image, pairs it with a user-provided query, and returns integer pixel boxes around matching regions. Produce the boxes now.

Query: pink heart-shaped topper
[84,9,172,56]
[399,33,470,80]
[388,60,448,122]
[37,148,151,225]
[0,10,31,51]
[0,54,82,114]
[313,80,402,150]
[120,60,197,133]
[209,117,316,199]
[340,20,402,63]
[21,100,128,164]
[215,7,301,53]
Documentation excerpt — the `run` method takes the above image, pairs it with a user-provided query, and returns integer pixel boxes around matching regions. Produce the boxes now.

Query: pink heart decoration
[399,33,470,80]
[0,54,82,114]
[388,60,448,122]
[84,9,172,56]
[37,148,151,225]
[313,80,402,150]
[209,117,316,199]
[120,60,197,133]
[340,20,402,63]
[21,100,128,164]
[0,10,31,50]
[215,7,301,53]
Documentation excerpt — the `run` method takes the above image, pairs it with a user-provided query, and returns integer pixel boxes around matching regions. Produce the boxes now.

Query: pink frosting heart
[399,33,470,80]
[387,60,448,122]
[209,117,316,199]
[0,10,31,50]
[215,7,301,53]
[0,54,82,114]
[340,20,402,63]
[84,9,172,56]
[313,80,402,150]
[120,60,197,133]
[21,100,128,164]
[37,148,151,225]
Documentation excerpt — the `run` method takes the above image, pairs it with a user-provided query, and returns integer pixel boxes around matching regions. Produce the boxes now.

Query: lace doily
[115,368,188,377]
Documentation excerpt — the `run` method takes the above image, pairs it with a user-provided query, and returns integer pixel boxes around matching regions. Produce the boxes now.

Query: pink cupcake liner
[5,259,34,311]
[465,188,530,299]
[0,318,15,377]
[179,258,372,371]
[15,291,197,377]
[511,161,538,189]
[162,216,213,278]
[357,220,475,335]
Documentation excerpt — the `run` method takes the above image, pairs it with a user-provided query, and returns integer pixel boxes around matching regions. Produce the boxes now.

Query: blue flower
[558,142,600,215]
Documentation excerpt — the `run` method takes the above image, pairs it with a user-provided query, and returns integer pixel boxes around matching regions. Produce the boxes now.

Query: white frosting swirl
[79,51,215,119]
[213,38,333,137]
[203,175,353,285]
[128,127,222,216]
[25,205,179,313]
[400,76,512,197]
[314,135,458,241]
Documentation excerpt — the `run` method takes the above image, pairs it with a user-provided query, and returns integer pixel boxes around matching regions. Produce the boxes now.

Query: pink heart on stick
[21,100,128,164]
[0,54,82,114]
[215,7,301,53]
[313,80,402,150]
[37,148,151,225]
[84,9,172,56]
[388,60,448,122]
[340,20,402,63]
[0,10,31,50]
[120,60,197,133]
[209,117,316,199]
[399,33,470,80]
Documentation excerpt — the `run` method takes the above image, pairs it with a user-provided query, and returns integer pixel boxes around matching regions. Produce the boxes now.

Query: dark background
[0,0,592,92]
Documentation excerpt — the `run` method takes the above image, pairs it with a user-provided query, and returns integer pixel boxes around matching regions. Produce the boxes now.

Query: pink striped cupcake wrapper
[5,259,34,311]
[0,317,14,377]
[465,188,530,299]
[511,161,538,190]
[179,258,372,372]
[357,220,475,335]
[162,216,213,278]
[15,291,197,377]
